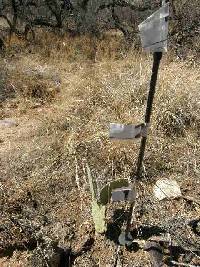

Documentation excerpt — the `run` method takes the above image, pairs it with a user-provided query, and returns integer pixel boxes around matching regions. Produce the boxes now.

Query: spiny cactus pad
[91,200,106,234]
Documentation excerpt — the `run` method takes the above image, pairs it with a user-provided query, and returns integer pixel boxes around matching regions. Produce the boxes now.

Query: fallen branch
[98,0,151,13]
[171,260,198,267]
[183,196,200,206]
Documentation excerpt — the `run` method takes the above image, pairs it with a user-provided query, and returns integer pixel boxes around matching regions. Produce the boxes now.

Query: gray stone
[118,231,133,246]
[154,179,182,201]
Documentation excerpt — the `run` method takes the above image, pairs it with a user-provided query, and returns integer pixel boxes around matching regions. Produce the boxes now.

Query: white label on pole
[112,187,136,202]
[109,123,148,140]
[138,3,169,52]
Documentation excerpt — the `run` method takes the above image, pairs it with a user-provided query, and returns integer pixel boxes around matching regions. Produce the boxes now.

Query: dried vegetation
[0,30,200,266]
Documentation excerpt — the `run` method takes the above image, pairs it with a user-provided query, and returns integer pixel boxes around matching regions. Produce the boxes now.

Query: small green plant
[91,200,106,234]
[87,163,131,234]
[86,163,107,233]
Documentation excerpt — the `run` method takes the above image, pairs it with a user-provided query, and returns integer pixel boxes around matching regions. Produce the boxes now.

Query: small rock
[0,118,18,127]
[31,103,42,109]
[144,241,163,267]
[154,179,182,201]
[188,219,200,236]
[197,222,200,233]
[118,231,133,246]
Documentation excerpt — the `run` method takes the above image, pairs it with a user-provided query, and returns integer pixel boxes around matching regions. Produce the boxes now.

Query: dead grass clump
[169,0,200,58]
[27,28,128,62]
[155,62,200,137]
[0,61,14,99]
[1,28,127,62]
[3,34,28,55]
[2,62,61,108]
[10,75,60,102]
[158,107,198,137]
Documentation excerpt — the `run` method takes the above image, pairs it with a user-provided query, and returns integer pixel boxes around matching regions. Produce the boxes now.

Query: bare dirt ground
[0,35,200,266]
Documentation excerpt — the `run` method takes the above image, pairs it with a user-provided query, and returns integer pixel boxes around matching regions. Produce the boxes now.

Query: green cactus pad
[91,200,106,233]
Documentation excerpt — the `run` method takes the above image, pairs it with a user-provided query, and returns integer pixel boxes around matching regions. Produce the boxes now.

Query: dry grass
[0,31,200,266]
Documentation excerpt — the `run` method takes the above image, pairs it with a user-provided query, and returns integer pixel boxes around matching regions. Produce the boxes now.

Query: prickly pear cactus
[87,163,107,233]
[91,200,106,234]
[87,164,131,234]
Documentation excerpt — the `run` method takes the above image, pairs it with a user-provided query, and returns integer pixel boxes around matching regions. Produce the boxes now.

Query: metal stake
[124,0,168,246]
[125,52,163,242]
[136,51,163,178]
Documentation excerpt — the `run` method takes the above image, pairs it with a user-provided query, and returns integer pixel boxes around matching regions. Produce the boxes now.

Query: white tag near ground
[154,179,182,201]
[139,3,169,52]
[109,123,142,139]
[0,119,18,127]
[111,187,136,202]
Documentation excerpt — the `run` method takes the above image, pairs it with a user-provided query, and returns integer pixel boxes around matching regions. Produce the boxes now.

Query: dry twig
[171,260,198,267]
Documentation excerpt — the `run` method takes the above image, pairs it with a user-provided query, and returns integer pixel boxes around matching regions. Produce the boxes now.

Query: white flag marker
[109,123,149,140]
[139,3,169,52]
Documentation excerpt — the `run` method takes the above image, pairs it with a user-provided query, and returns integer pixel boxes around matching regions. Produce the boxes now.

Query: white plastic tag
[139,3,169,52]
[111,187,136,202]
[109,123,149,140]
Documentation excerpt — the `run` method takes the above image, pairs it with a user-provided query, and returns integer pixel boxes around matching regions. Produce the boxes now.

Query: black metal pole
[124,0,168,246]
[136,51,163,178]
[125,201,135,241]
[125,52,163,241]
